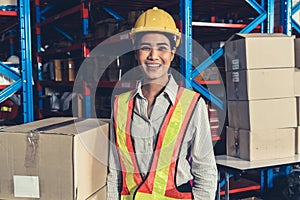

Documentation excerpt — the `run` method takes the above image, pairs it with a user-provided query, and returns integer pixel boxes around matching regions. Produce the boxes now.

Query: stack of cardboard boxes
[0,117,109,199]
[225,33,297,161]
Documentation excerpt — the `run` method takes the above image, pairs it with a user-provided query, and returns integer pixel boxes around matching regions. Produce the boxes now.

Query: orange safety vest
[114,87,200,200]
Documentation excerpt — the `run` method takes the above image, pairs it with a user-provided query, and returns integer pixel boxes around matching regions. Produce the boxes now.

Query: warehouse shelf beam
[0,79,22,103]
[0,62,20,81]
[35,0,43,117]
[19,0,34,122]
[40,15,74,41]
[192,21,261,29]
[240,12,267,33]
[293,1,300,15]
[187,0,273,110]
[292,18,300,33]
[40,3,56,15]
[179,0,192,90]
[81,2,91,117]
[103,6,125,21]
[0,10,17,16]
[191,80,224,109]
[246,0,265,14]
[261,0,266,33]
[292,1,300,33]
[259,0,274,33]
[281,0,293,35]
[39,5,81,26]
[266,0,275,33]
[82,2,89,36]
[0,28,22,104]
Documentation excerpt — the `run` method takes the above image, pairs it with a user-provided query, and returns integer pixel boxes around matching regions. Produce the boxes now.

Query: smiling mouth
[146,63,161,70]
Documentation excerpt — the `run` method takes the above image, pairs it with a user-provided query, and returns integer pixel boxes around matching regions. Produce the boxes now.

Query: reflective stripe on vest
[114,87,200,200]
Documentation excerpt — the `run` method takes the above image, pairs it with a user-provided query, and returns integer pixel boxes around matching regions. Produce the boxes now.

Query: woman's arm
[190,98,218,200]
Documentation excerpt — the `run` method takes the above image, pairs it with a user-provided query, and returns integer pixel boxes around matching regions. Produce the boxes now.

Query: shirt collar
[129,74,179,105]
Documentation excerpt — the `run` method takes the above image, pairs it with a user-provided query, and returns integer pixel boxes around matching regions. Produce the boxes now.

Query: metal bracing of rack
[0,0,34,123]
[35,0,92,118]
[281,0,300,35]
[180,0,277,111]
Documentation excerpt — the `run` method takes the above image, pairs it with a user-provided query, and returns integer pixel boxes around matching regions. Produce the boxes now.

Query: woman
[107,7,217,200]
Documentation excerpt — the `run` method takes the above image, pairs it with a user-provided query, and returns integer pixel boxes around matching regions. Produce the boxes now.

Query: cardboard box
[296,126,300,154]
[295,38,300,68]
[0,0,17,5]
[54,59,62,81]
[295,68,300,96]
[228,97,297,130]
[226,68,294,100]
[0,117,109,200]
[87,185,106,200]
[225,33,295,71]
[227,127,295,161]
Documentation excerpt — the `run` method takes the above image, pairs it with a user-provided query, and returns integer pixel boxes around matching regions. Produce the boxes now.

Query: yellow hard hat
[130,7,181,47]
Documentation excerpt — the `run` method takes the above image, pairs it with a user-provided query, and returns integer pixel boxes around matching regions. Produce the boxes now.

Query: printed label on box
[232,59,240,70]
[232,72,240,82]
[13,175,40,198]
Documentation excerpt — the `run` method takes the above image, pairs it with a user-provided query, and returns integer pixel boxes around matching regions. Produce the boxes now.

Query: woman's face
[136,33,175,84]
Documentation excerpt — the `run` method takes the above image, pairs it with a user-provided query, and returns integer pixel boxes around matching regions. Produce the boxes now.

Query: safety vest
[114,87,200,200]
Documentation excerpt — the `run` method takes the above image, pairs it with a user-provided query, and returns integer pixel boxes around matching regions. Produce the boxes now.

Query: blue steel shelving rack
[180,0,275,111]
[281,0,300,35]
[35,0,91,118]
[179,0,299,198]
[0,0,34,123]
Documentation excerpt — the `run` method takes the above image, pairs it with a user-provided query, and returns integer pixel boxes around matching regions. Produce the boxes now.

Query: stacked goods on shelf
[0,117,108,200]
[40,58,83,116]
[294,38,300,153]
[225,33,297,161]
[42,58,76,82]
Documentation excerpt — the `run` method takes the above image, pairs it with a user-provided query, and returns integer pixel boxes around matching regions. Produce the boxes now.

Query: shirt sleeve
[190,98,218,200]
[106,114,122,200]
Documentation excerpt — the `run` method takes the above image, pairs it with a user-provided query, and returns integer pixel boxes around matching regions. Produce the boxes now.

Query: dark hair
[134,32,176,50]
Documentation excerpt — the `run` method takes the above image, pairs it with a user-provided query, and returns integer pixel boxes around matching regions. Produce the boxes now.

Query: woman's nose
[148,48,159,60]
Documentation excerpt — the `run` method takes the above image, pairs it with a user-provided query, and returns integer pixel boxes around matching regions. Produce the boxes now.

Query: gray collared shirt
[107,75,217,200]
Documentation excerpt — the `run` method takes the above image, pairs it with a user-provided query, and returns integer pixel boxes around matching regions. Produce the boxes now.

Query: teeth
[147,64,160,67]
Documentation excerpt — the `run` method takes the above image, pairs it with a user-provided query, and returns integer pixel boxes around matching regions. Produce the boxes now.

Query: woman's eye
[140,46,151,51]
[157,45,170,51]
[158,46,169,51]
